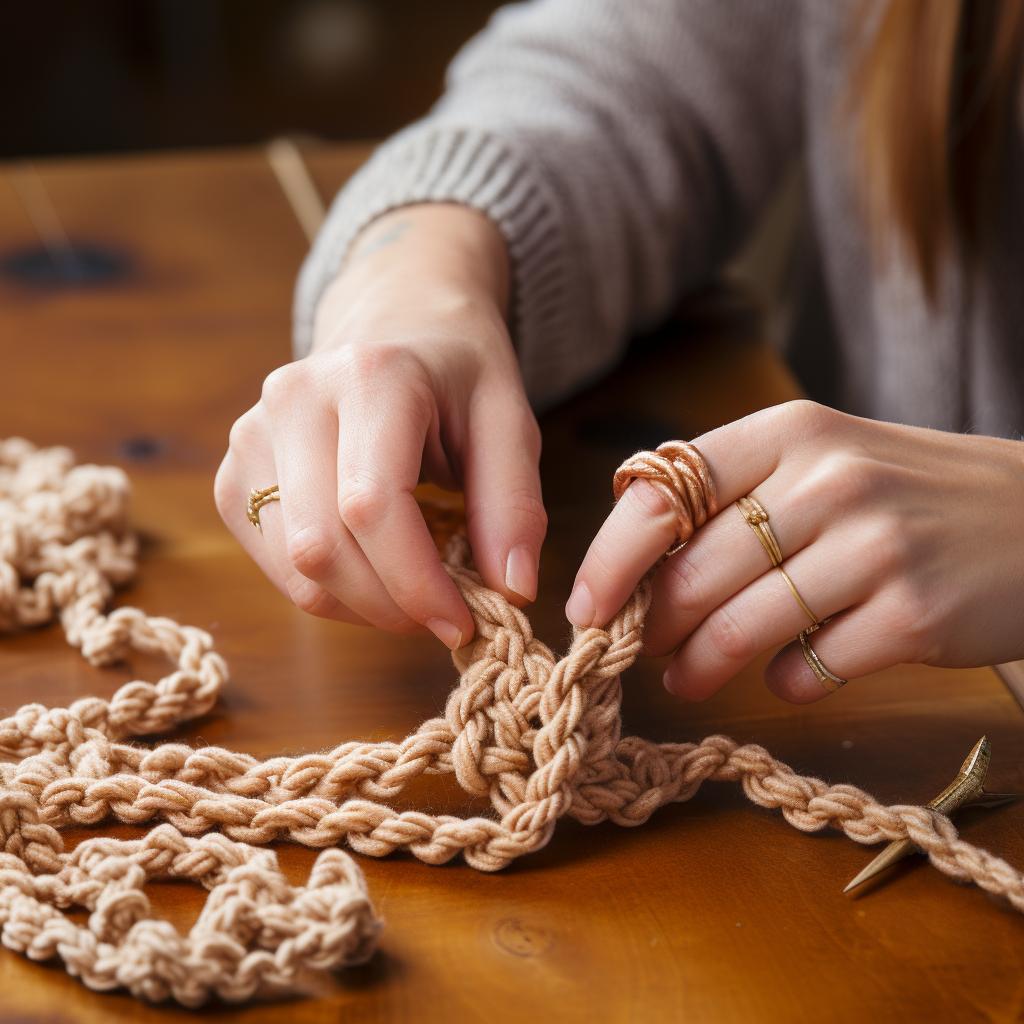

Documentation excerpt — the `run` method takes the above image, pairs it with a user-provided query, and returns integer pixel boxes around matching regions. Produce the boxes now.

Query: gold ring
[798,630,847,692]
[613,440,716,545]
[737,495,783,566]
[247,484,280,531]
[737,495,822,632]
[776,566,823,632]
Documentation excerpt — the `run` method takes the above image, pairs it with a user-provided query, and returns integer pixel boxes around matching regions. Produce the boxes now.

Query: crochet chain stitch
[0,437,1022,1006]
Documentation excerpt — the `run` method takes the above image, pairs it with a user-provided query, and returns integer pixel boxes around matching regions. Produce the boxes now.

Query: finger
[644,473,821,656]
[336,373,474,650]
[463,383,546,605]
[686,400,848,510]
[568,400,846,629]
[261,371,418,632]
[215,444,368,625]
[663,531,873,701]
[566,478,679,628]
[764,590,923,704]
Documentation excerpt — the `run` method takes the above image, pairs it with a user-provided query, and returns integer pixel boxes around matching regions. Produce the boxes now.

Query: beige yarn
[1,437,1022,1006]
[613,439,718,539]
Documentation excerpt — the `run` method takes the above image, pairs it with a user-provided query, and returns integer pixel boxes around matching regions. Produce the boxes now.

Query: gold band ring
[613,440,717,545]
[736,495,822,632]
[776,566,824,632]
[737,495,783,567]
[798,630,847,692]
[247,484,280,531]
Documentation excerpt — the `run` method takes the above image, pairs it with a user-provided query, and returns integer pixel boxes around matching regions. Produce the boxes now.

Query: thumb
[462,385,547,604]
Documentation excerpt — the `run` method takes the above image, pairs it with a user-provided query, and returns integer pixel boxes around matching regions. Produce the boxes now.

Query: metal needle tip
[843,737,1018,895]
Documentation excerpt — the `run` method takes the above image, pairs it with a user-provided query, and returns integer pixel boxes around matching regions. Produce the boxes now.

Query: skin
[216,204,1024,700]
[568,401,1024,701]
[215,203,542,650]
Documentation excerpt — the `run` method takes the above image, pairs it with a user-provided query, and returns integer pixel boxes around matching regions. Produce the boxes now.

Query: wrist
[312,204,510,353]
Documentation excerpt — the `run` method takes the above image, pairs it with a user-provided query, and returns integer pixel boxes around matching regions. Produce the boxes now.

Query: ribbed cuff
[292,125,580,410]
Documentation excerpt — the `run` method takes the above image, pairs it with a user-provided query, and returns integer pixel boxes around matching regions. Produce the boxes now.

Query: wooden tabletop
[1,145,1023,1024]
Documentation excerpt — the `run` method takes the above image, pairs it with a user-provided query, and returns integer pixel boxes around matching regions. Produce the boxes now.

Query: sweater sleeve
[293,0,802,409]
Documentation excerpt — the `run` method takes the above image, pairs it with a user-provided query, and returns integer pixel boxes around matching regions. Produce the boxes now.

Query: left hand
[565,400,1024,703]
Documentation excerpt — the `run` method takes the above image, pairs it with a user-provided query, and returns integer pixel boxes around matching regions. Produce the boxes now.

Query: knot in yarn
[0,437,1022,1006]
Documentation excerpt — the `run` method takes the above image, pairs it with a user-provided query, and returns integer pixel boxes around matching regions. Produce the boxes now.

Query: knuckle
[260,364,302,408]
[337,345,435,419]
[780,399,836,437]
[661,553,708,617]
[375,613,421,635]
[338,479,389,533]
[342,343,422,385]
[227,410,261,452]
[576,541,617,599]
[858,515,913,578]
[809,450,878,508]
[286,576,338,619]
[286,527,339,580]
[494,487,548,535]
[380,576,435,622]
[702,604,756,664]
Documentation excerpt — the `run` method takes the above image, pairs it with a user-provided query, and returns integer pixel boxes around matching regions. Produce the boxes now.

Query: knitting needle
[265,136,326,242]
[844,736,1022,894]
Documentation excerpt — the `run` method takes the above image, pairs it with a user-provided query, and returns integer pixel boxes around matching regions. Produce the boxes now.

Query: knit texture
[295,0,1024,437]
[2,436,1023,1005]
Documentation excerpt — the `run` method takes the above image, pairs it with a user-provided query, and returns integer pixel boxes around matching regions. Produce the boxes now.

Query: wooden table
[1,145,1023,1024]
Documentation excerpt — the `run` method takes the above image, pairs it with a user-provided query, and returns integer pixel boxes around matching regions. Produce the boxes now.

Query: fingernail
[505,544,537,601]
[662,668,677,695]
[426,617,464,651]
[565,582,595,628]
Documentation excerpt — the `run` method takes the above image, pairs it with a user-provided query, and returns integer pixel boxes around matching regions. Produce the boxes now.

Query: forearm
[295,0,801,405]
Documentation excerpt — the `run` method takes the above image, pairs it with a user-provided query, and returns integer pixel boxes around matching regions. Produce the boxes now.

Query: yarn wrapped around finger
[612,439,717,541]
[1,436,1023,1007]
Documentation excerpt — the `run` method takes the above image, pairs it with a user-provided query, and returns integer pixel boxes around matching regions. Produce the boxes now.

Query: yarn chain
[0,436,1021,1006]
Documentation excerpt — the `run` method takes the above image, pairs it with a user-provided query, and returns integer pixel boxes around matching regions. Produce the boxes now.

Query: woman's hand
[214,204,546,649]
[566,400,1024,701]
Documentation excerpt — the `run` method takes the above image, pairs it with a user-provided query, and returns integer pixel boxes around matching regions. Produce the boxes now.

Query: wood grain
[0,146,1022,1024]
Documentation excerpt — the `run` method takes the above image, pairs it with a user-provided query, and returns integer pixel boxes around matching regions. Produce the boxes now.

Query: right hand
[214,204,546,650]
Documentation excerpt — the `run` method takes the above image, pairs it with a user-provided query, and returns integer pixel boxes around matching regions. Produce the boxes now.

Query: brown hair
[855,0,1024,299]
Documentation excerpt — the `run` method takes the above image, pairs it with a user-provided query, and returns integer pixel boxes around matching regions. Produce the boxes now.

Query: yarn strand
[0,437,1021,1005]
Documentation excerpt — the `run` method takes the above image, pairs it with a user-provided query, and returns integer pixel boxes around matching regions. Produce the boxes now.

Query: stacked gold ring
[776,568,824,633]
[247,484,280,531]
[798,631,847,691]
[736,495,823,633]
[736,492,845,689]
[737,496,782,566]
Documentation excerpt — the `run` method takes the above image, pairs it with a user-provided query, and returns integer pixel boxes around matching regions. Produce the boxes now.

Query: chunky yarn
[0,437,1021,1005]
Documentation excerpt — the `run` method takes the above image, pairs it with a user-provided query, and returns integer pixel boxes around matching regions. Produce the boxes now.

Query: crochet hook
[844,736,1021,894]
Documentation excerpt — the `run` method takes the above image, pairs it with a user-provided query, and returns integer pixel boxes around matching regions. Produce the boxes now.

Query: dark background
[2,0,797,383]
[4,0,503,159]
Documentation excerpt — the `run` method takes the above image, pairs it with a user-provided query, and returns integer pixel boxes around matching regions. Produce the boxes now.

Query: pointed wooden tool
[844,736,1021,894]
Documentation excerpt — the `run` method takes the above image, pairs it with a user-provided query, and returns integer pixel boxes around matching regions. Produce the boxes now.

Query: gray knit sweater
[294,0,1024,439]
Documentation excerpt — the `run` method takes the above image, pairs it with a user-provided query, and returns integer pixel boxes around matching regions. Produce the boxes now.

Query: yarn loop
[0,437,1022,1005]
